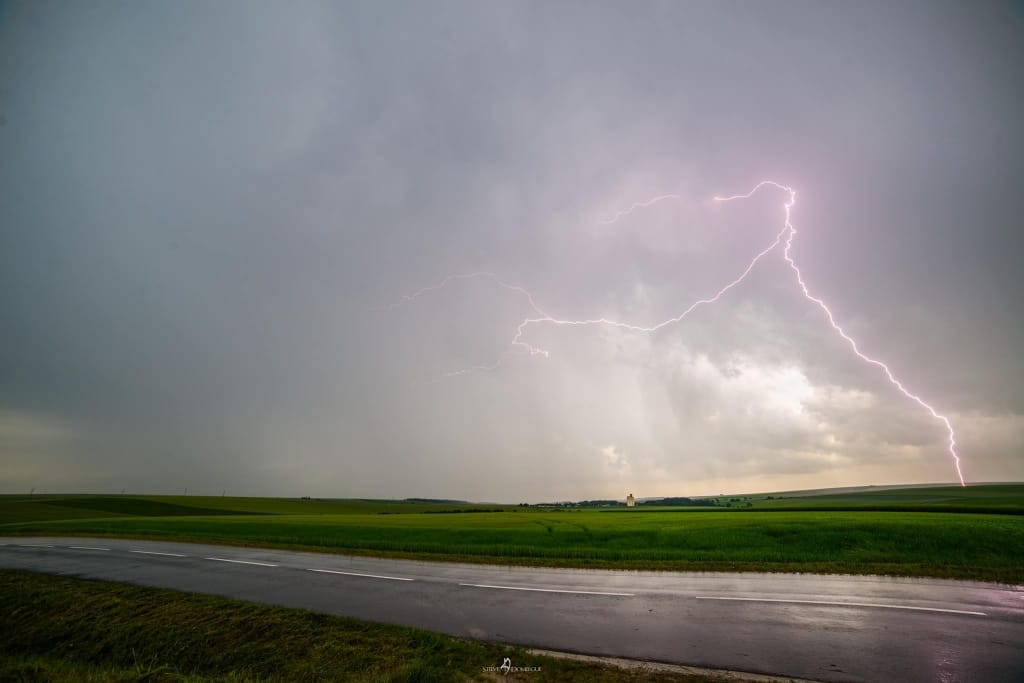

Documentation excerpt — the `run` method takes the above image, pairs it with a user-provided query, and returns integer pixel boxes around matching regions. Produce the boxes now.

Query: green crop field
[721,483,1024,514]
[3,485,1023,583]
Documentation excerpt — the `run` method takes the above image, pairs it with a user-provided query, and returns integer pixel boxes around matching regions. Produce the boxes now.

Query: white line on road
[69,546,110,551]
[130,550,187,557]
[695,596,986,616]
[460,583,634,597]
[18,544,53,548]
[205,557,278,567]
[308,568,414,582]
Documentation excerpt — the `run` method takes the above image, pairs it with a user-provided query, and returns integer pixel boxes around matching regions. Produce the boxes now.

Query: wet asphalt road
[2,536,1022,682]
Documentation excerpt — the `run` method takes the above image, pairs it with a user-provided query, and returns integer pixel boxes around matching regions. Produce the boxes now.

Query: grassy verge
[0,570,720,682]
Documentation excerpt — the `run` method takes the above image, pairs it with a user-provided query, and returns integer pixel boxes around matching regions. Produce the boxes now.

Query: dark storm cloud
[1,1,1021,498]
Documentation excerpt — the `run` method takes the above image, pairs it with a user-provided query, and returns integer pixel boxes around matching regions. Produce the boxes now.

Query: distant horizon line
[5,480,1021,504]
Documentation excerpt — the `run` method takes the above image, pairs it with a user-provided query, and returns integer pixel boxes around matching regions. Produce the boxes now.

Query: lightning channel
[391,271,548,317]
[507,222,788,358]
[598,192,685,225]
[395,181,967,486]
[759,183,966,487]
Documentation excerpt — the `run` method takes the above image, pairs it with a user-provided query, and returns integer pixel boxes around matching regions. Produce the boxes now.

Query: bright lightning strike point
[397,181,968,487]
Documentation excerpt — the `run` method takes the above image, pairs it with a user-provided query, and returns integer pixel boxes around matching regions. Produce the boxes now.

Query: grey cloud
[1,1,1021,498]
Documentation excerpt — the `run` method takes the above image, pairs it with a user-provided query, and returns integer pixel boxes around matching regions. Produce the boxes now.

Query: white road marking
[695,596,986,616]
[130,550,187,557]
[18,544,53,548]
[460,583,634,597]
[69,546,110,551]
[308,568,414,582]
[205,557,277,567]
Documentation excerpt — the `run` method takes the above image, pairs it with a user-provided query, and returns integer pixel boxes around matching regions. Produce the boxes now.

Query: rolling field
[725,483,1024,514]
[3,485,1023,583]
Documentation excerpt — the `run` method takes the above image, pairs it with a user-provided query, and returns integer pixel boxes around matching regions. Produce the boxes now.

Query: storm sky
[2,1,1022,500]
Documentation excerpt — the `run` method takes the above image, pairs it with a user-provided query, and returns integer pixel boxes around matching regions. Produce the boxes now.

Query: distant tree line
[528,499,625,508]
[521,496,755,508]
[404,498,468,504]
[638,497,715,507]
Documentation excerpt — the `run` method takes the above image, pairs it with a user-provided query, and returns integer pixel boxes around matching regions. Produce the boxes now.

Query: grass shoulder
[0,569,720,682]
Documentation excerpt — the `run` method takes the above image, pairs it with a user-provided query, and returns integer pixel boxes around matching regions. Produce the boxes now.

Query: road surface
[2,536,1022,682]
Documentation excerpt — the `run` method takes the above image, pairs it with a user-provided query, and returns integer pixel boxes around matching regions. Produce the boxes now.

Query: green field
[3,485,1023,583]
[712,483,1024,514]
[1,570,708,682]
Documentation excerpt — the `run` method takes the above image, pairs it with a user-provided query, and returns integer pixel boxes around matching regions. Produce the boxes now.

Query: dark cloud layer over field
[1,2,1022,499]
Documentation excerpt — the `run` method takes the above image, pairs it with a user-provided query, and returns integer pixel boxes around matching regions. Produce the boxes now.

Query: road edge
[526,648,823,682]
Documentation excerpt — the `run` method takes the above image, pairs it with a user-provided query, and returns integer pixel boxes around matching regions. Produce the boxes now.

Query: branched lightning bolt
[392,272,547,375]
[396,181,967,485]
[391,271,547,317]
[765,184,966,487]
[508,223,788,358]
[598,193,684,225]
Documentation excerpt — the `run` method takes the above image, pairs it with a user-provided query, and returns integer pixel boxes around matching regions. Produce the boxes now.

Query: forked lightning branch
[396,181,966,486]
